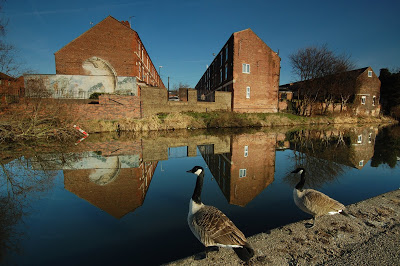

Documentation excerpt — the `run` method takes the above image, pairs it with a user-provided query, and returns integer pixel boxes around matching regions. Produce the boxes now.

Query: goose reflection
[291,167,352,228]
[186,166,254,262]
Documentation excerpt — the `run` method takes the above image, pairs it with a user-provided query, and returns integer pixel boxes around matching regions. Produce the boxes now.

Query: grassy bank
[78,111,398,133]
[1,108,397,142]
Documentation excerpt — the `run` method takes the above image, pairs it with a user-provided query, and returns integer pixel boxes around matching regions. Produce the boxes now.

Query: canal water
[1,125,399,265]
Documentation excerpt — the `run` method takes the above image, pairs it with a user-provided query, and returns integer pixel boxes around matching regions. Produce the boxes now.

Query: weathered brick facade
[0,74,24,104]
[195,29,280,113]
[354,67,381,116]
[280,67,381,116]
[55,16,165,88]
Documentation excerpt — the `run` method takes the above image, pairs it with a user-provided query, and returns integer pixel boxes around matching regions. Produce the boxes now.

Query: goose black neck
[192,172,204,204]
[295,172,305,190]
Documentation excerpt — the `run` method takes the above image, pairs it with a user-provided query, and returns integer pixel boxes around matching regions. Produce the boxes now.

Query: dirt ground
[166,189,400,265]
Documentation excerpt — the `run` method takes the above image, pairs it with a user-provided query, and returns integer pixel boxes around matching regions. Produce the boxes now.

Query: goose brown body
[186,166,254,261]
[188,204,247,248]
[294,188,345,217]
[291,167,349,227]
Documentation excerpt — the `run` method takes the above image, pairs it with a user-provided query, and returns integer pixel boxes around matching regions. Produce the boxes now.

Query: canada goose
[186,166,254,261]
[291,167,351,228]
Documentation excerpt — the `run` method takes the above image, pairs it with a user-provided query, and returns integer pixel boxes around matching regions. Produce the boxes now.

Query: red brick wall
[232,29,280,113]
[354,67,381,116]
[74,95,142,120]
[2,96,141,121]
[55,16,164,88]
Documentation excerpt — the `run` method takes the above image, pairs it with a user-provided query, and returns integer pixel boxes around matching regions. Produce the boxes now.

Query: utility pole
[168,77,170,98]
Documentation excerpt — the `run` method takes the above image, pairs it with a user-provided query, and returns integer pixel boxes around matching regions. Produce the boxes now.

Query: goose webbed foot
[305,217,315,228]
[304,222,314,228]
[194,251,207,260]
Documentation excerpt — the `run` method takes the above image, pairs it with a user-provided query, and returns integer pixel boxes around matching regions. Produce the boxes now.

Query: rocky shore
[167,189,400,265]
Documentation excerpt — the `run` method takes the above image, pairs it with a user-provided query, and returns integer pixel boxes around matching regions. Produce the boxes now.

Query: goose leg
[305,217,315,228]
[194,246,219,260]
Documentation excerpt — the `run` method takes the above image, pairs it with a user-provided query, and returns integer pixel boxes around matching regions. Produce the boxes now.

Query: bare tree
[0,0,27,77]
[173,82,191,91]
[289,44,355,115]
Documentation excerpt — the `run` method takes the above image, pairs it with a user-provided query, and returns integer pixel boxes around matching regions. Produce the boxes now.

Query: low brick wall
[1,96,141,121]
[84,94,141,120]
[3,88,231,122]
[140,87,231,117]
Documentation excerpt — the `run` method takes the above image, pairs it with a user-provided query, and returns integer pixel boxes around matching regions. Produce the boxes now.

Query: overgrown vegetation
[0,99,80,143]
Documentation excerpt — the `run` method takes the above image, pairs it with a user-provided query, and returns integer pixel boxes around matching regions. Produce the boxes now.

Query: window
[225,64,228,80]
[357,135,362,144]
[239,169,247,178]
[361,96,366,105]
[220,52,223,66]
[246,86,250,99]
[225,46,228,61]
[220,69,223,83]
[242,63,250,73]
[244,145,248,157]
[368,133,372,143]
[372,96,376,106]
[359,160,364,167]
[368,71,372,77]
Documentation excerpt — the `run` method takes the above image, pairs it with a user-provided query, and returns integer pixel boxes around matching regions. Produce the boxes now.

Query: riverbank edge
[166,189,400,265]
[78,112,398,133]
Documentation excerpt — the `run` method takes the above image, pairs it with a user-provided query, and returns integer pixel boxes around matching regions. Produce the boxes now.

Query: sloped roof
[0,72,13,80]
[55,15,136,55]
[280,67,370,88]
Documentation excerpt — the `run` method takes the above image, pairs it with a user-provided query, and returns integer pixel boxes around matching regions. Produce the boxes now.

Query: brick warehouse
[195,29,281,113]
[55,15,165,89]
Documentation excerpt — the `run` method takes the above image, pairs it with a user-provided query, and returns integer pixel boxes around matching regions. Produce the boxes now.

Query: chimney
[121,20,130,28]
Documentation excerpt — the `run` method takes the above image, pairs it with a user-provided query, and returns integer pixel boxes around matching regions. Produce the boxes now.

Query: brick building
[195,29,281,113]
[55,15,165,89]
[0,73,24,104]
[279,67,381,116]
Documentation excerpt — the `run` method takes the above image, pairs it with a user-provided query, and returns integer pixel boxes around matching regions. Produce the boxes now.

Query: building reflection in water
[30,139,157,219]
[200,132,277,207]
[26,125,379,216]
[288,126,377,170]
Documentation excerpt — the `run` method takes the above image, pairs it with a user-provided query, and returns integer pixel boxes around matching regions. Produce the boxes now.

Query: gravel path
[167,189,400,265]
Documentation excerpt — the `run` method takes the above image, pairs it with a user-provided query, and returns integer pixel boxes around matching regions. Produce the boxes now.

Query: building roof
[0,72,14,80]
[280,67,371,89]
[54,15,136,55]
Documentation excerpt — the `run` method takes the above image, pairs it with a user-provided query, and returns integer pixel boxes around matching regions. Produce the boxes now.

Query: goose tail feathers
[233,243,254,262]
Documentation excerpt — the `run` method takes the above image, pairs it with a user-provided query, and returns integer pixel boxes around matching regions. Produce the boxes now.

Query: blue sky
[3,0,400,88]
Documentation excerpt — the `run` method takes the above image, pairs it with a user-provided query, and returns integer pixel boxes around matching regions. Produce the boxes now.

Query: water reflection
[0,155,58,259]
[0,125,399,265]
[28,142,157,219]
[200,132,276,206]
[284,126,378,189]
